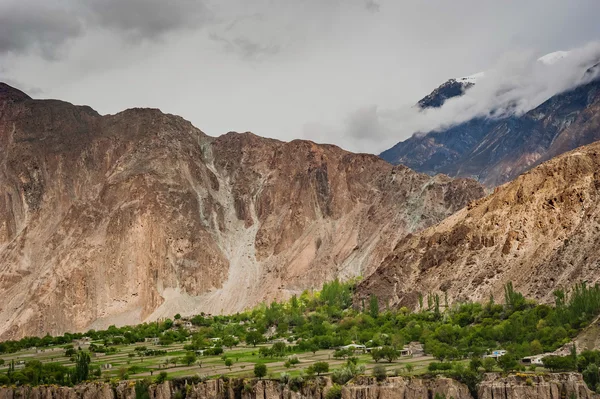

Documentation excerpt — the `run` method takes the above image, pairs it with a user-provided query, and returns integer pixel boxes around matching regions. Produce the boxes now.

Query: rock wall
[1,374,595,399]
[478,373,599,399]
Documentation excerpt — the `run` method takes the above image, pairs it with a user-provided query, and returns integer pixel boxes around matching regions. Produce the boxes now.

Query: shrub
[372,364,387,381]
[325,384,343,399]
[155,371,168,384]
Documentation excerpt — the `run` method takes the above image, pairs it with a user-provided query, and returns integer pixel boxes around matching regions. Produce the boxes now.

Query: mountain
[380,60,600,187]
[416,77,475,109]
[0,83,484,339]
[356,140,600,309]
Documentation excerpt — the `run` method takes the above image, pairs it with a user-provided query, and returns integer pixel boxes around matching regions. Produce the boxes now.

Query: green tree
[73,351,91,383]
[583,363,600,391]
[497,355,518,373]
[369,295,380,319]
[482,358,496,372]
[530,340,543,355]
[254,363,267,379]
[245,331,264,347]
[312,361,329,375]
[225,358,233,369]
[183,352,197,366]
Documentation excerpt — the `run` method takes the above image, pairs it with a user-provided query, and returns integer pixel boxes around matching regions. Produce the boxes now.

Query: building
[340,344,367,353]
[145,337,160,344]
[521,354,546,365]
[483,350,507,359]
[406,342,425,357]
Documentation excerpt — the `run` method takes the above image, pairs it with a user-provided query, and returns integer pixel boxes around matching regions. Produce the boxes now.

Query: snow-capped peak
[538,50,570,65]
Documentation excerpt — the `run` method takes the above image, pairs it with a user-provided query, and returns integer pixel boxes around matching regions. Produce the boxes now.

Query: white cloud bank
[303,41,600,154]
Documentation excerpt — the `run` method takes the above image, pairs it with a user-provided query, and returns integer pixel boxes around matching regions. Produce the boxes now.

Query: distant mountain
[357,140,600,309]
[380,54,600,187]
[0,83,484,339]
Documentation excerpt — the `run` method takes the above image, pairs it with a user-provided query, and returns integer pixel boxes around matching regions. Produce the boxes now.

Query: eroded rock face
[357,141,600,308]
[0,84,484,339]
[0,374,596,399]
[478,373,600,399]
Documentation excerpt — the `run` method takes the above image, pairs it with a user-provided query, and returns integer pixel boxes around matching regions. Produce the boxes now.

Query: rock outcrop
[478,373,599,399]
[0,83,484,339]
[0,374,596,399]
[357,141,600,308]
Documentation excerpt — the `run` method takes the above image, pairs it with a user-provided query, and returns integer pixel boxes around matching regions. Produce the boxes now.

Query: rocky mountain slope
[0,83,484,339]
[357,140,600,308]
[380,67,600,187]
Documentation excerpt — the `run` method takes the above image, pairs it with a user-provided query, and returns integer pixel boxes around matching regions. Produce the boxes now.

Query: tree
[372,364,387,381]
[371,348,384,363]
[530,340,543,355]
[405,363,414,374]
[497,355,518,373]
[222,335,237,349]
[583,363,600,391]
[174,314,181,320]
[245,331,264,347]
[183,352,197,366]
[369,295,380,319]
[381,346,399,363]
[469,357,482,372]
[482,358,496,372]
[542,355,576,371]
[254,363,267,379]
[225,358,233,370]
[73,351,91,383]
[312,361,329,375]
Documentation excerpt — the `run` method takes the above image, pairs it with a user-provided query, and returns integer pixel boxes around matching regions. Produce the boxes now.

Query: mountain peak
[0,82,31,102]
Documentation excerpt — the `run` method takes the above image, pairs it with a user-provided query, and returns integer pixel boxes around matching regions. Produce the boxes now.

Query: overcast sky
[1,0,600,154]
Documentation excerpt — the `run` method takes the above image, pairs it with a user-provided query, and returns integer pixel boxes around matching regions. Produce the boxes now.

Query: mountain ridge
[0,83,484,339]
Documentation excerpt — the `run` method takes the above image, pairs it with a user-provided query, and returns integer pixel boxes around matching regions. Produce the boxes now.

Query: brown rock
[356,140,600,309]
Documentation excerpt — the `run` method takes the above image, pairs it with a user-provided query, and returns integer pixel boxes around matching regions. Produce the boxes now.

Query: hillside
[357,140,600,308]
[0,83,484,339]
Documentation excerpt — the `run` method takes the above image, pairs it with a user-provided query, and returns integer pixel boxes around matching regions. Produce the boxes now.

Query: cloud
[0,1,82,59]
[364,0,380,12]
[209,33,281,60]
[304,41,600,154]
[82,0,212,39]
[0,0,210,59]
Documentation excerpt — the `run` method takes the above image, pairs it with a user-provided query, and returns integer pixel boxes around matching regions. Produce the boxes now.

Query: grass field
[0,339,441,381]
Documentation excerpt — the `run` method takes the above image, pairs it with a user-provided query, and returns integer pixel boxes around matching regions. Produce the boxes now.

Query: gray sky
[1,0,600,154]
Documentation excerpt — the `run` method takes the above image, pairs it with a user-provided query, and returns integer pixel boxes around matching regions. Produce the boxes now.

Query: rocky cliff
[357,140,600,308]
[0,374,596,399]
[0,83,484,339]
